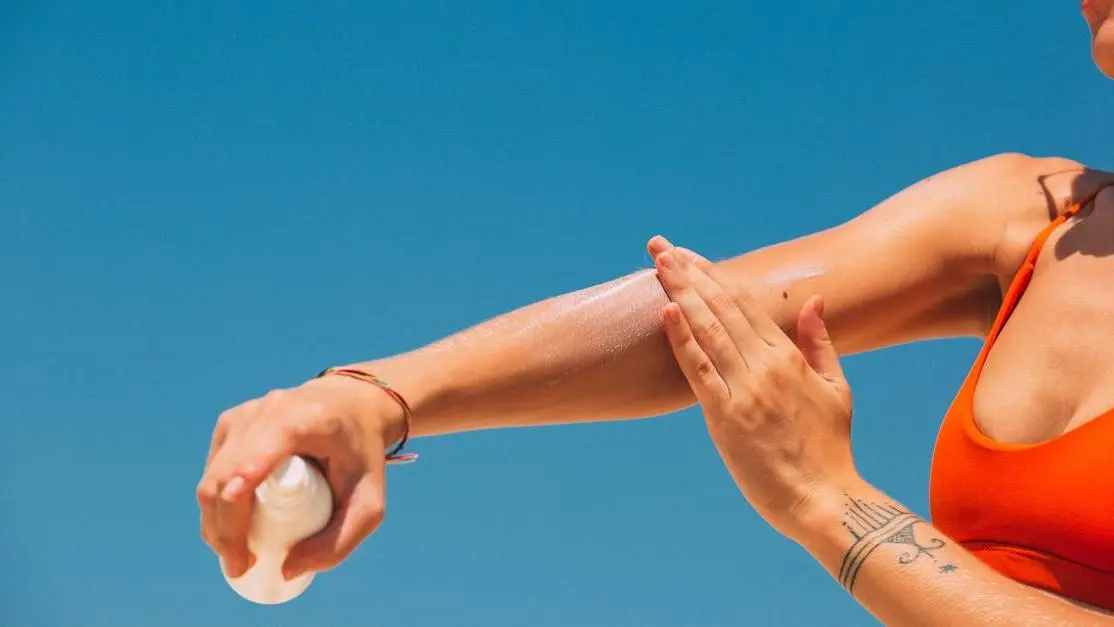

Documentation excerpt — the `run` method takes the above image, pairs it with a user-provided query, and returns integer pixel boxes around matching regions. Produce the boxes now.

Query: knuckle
[695,319,728,341]
[217,532,249,557]
[728,281,752,301]
[353,500,387,531]
[755,363,785,390]
[202,528,230,557]
[270,422,301,450]
[196,481,218,507]
[777,342,802,364]
[302,399,328,421]
[297,403,335,438]
[725,396,750,418]
[695,358,717,380]
[706,289,735,313]
[768,363,791,385]
[771,346,802,373]
[216,409,237,430]
[261,389,286,407]
[748,392,775,417]
[788,349,809,373]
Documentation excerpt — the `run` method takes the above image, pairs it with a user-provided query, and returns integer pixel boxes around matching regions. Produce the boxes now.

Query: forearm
[360,217,987,437]
[797,481,1113,626]
[364,248,838,436]
[363,269,708,436]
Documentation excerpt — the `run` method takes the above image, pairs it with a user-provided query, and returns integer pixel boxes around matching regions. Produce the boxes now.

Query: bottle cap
[268,457,311,496]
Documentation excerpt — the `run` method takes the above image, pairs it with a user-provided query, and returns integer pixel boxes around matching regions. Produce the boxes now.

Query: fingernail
[225,557,247,578]
[664,304,682,325]
[649,235,672,253]
[282,564,302,581]
[656,252,673,269]
[221,476,246,502]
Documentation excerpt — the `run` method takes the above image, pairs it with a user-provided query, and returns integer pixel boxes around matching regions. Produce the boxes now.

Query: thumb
[796,295,845,385]
[282,469,385,580]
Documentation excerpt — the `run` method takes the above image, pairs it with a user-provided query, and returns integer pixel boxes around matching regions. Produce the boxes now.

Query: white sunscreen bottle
[220,456,334,605]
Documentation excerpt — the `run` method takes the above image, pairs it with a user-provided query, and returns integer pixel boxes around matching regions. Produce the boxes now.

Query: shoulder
[970,152,1114,222]
[887,153,1114,333]
[975,153,1114,281]
[932,152,1106,219]
[867,153,1097,270]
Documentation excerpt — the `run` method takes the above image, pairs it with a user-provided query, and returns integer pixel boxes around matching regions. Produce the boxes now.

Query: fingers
[662,302,730,406]
[647,234,672,258]
[654,246,746,381]
[198,415,253,576]
[669,249,767,363]
[282,466,386,580]
[688,252,786,347]
[198,397,299,577]
[652,235,789,348]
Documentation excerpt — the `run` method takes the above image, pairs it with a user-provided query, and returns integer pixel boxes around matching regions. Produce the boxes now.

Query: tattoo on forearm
[837,495,956,593]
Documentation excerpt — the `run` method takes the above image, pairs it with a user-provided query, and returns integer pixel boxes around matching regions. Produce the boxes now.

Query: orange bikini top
[930,189,1114,611]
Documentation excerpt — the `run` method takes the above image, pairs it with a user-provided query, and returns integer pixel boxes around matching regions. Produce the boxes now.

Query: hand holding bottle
[198,373,408,585]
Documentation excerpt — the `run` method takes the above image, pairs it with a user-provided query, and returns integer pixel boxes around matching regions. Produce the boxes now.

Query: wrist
[346,349,451,439]
[307,371,409,446]
[789,475,873,549]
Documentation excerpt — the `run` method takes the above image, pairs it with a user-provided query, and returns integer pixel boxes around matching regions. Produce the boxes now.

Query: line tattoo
[837,495,955,593]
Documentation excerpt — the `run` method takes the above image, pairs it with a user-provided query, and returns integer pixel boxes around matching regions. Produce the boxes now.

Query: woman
[199,4,1114,621]
[653,240,1114,623]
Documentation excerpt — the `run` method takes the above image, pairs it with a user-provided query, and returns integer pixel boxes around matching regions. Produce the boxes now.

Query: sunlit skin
[198,6,1114,623]
[1084,0,1114,76]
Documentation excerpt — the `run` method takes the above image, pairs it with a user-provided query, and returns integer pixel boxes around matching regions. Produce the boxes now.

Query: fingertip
[220,476,247,502]
[222,553,250,579]
[239,552,257,576]
[800,294,824,322]
[281,558,303,582]
[283,527,335,577]
[647,234,672,255]
[663,302,682,325]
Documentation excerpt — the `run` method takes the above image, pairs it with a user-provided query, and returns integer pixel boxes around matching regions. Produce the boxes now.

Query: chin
[1093,23,1114,77]
[1094,48,1114,78]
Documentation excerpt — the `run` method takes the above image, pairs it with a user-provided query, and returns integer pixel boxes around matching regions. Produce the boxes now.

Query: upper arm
[718,153,1114,355]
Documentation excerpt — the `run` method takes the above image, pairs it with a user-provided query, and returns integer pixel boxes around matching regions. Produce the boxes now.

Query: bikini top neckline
[957,184,1114,452]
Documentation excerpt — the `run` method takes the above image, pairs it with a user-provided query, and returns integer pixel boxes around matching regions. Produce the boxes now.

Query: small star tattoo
[939,563,957,574]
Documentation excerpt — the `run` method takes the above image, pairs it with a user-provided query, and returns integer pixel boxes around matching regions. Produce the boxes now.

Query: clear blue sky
[2,2,1111,626]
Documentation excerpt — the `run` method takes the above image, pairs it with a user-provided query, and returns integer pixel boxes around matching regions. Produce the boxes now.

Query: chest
[973,213,1114,445]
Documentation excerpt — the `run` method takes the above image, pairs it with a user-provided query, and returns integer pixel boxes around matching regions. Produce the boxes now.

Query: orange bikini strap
[984,183,1114,345]
[1020,184,1113,267]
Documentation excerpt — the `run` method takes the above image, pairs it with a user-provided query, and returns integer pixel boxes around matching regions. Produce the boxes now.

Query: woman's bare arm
[800,481,1114,626]
[199,153,1114,577]
[365,153,1114,436]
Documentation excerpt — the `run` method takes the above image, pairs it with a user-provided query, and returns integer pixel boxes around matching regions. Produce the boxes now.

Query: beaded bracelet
[316,367,419,465]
